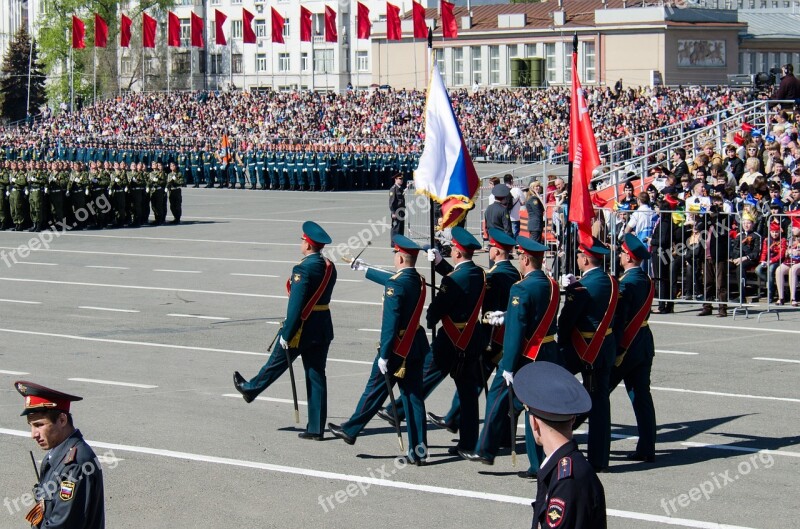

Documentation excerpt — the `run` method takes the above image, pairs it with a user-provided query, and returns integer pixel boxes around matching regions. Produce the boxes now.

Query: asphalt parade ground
[0,184,797,529]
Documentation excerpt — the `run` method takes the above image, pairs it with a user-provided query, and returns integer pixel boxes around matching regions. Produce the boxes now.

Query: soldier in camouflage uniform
[148,161,168,225]
[109,161,128,228]
[167,161,184,224]
[9,161,30,231]
[0,160,11,230]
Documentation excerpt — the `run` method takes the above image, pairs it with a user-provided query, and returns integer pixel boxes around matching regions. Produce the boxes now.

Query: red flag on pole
[412,1,427,39]
[142,13,157,48]
[243,8,257,43]
[300,6,312,42]
[168,12,180,47]
[72,16,85,49]
[386,3,401,41]
[567,40,602,248]
[441,0,457,38]
[191,12,204,47]
[120,14,132,47]
[269,8,283,44]
[94,14,108,48]
[357,2,371,39]
[324,6,338,43]
[214,10,227,46]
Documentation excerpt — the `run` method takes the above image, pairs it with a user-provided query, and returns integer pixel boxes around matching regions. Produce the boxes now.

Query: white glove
[171,176,176,181]
[279,335,289,350]
[24,188,28,196]
[351,258,368,272]
[427,248,442,264]
[502,370,514,386]
[378,357,388,375]
[487,311,506,326]
[560,274,577,287]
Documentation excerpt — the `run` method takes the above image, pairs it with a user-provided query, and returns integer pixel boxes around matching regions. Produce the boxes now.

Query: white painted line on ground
[184,215,390,228]
[62,233,297,247]
[68,378,158,389]
[656,350,699,356]
[0,299,41,305]
[650,320,800,335]
[682,442,800,459]
[653,386,800,403]
[0,246,299,265]
[16,262,58,266]
[0,328,374,365]
[0,369,29,375]
[0,278,382,306]
[85,265,129,270]
[0,427,760,529]
[230,273,279,278]
[222,394,308,406]
[79,306,140,313]
[168,313,230,321]
[753,357,800,364]
[153,269,202,274]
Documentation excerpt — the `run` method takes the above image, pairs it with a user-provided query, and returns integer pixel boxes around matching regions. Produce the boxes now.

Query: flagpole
[168,46,171,94]
[564,33,578,278]
[26,34,33,117]
[229,41,233,89]
[70,44,74,112]
[311,34,315,91]
[427,26,436,305]
[93,45,96,105]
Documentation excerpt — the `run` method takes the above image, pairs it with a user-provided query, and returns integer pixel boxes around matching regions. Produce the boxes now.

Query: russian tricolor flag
[414,66,479,229]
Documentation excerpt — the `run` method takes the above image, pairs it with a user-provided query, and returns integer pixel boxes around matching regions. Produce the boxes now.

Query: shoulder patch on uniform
[557,457,573,480]
[532,198,539,205]
[546,497,566,528]
[385,287,394,297]
[439,283,447,293]
[511,296,520,306]
[293,273,302,283]
[64,446,78,465]
[59,480,76,501]
[390,271,403,280]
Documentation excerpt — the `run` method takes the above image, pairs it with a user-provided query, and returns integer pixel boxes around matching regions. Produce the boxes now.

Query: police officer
[328,235,429,462]
[233,222,337,439]
[610,234,657,462]
[14,380,105,529]
[525,181,546,243]
[389,173,406,242]
[557,237,618,472]
[514,362,607,529]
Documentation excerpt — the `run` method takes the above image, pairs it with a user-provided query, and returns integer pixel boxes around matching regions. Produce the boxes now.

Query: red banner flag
[386,3,401,41]
[94,14,108,48]
[357,2,371,39]
[215,10,227,45]
[568,44,602,248]
[191,12,204,47]
[269,8,283,44]
[412,1,427,39]
[142,13,157,48]
[72,16,85,49]
[120,14,132,47]
[324,6,338,43]
[300,6,312,42]
[441,0,457,38]
[168,12,180,47]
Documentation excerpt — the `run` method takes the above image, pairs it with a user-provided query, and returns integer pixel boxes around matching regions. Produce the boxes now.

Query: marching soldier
[329,235,429,463]
[609,234,657,462]
[167,161,184,224]
[389,173,406,242]
[9,161,29,231]
[514,362,607,529]
[67,162,88,230]
[557,237,618,472]
[27,161,48,232]
[233,222,337,439]
[108,162,127,228]
[0,160,10,229]
[14,380,105,529]
[126,162,147,227]
[148,162,168,225]
[47,161,69,230]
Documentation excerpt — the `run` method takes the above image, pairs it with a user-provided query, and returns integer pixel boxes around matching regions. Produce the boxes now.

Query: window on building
[145,58,157,75]
[525,44,536,58]
[435,48,445,75]
[210,0,220,5]
[180,18,190,47]
[283,18,291,39]
[257,53,267,72]
[453,47,464,86]
[231,20,243,40]
[545,43,556,83]
[256,19,266,38]
[508,44,518,59]
[357,51,369,72]
[583,41,595,83]
[232,53,243,74]
[314,14,325,38]
[173,52,189,74]
[210,54,222,74]
[563,43,572,84]
[314,49,334,73]
[471,46,482,85]
[279,52,290,72]
[121,57,133,75]
[301,52,309,71]
[489,45,500,85]
[231,0,241,4]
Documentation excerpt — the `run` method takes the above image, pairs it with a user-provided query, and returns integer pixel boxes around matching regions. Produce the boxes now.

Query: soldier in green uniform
[127,162,147,227]
[233,222,337,439]
[47,161,69,230]
[67,162,88,230]
[167,161,184,224]
[88,161,110,229]
[108,162,127,228]
[557,237,618,472]
[0,160,11,229]
[14,380,105,529]
[27,161,48,231]
[177,146,191,187]
[189,146,201,188]
[9,161,30,231]
[329,235,429,462]
[148,161,167,225]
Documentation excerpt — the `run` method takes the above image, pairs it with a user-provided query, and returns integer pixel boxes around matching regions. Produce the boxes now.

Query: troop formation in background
[0,159,183,232]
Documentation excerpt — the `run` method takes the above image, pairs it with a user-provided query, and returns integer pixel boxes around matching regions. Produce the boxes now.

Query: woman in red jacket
[756,221,788,301]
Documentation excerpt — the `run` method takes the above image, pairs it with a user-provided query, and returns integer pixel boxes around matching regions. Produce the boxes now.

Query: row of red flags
[72,1,458,49]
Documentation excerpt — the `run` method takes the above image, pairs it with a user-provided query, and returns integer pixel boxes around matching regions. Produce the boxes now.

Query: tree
[0,27,47,122]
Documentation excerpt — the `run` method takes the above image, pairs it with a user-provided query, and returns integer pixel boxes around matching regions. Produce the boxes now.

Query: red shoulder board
[557,456,572,480]
[63,446,78,464]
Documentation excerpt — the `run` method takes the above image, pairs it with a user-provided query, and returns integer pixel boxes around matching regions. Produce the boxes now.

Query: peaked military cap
[450,227,482,253]
[14,381,82,416]
[491,184,510,199]
[578,236,610,258]
[517,235,548,255]
[487,228,516,252]
[301,221,332,248]
[621,233,650,261]
[514,362,591,422]
[393,234,422,255]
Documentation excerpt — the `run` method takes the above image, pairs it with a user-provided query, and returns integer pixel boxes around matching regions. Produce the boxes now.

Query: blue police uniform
[234,222,336,437]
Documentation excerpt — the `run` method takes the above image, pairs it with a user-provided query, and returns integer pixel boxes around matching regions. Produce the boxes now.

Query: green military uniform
[0,163,10,229]
[48,166,69,229]
[126,169,146,226]
[108,169,128,228]
[27,167,48,231]
[9,167,29,230]
[148,168,167,225]
[166,166,184,223]
[67,167,89,230]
